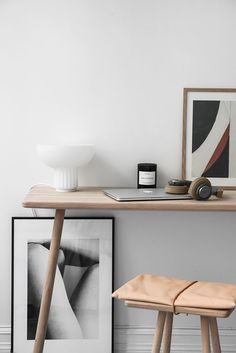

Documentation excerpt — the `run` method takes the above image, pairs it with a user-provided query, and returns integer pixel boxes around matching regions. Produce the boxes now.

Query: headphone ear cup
[212,187,224,198]
[165,185,189,194]
[189,177,211,200]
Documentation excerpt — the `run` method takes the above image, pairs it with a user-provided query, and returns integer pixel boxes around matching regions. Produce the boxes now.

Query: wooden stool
[125,300,232,353]
[112,274,236,353]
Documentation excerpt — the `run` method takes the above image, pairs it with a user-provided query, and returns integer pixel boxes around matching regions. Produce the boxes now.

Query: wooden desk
[23,186,236,211]
[22,186,236,353]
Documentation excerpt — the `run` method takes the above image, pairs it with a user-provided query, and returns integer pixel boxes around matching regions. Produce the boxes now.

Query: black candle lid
[138,163,157,171]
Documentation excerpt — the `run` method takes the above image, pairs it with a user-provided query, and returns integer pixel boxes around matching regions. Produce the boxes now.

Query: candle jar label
[139,171,156,185]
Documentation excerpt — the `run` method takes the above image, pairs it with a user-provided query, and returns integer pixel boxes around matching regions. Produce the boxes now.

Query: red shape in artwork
[203,124,230,174]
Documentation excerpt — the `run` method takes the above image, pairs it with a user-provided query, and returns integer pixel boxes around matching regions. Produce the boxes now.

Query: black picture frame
[11,217,114,353]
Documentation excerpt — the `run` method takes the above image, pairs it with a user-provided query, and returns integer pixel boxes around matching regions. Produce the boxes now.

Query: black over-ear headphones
[165,177,224,200]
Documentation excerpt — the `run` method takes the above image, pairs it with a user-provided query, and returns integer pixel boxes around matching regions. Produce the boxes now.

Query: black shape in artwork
[202,140,229,178]
[192,100,220,153]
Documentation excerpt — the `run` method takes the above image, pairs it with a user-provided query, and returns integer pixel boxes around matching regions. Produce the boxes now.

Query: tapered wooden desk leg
[33,209,65,353]
[151,311,166,353]
[201,316,211,353]
[209,318,221,353]
[162,312,173,353]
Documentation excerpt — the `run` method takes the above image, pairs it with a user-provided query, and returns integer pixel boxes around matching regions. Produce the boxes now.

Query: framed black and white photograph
[182,88,236,189]
[12,217,114,353]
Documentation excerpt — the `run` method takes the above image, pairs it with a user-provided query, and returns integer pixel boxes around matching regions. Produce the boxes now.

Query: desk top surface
[23,186,236,211]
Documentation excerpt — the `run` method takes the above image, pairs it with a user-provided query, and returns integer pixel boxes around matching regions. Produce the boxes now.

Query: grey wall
[1,0,236,351]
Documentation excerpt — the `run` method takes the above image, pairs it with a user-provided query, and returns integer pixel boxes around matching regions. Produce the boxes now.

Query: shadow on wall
[79,154,134,187]
[80,155,174,188]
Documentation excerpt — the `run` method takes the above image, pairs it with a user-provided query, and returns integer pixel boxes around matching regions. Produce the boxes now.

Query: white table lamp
[37,144,95,192]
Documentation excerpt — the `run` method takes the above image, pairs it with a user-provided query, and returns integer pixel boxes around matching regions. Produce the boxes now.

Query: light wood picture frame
[12,217,114,353]
[182,88,236,189]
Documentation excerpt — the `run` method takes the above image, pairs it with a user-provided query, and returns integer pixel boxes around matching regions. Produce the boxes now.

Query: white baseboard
[2,324,236,352]
[114,325,236,353]
[0,326,11,352]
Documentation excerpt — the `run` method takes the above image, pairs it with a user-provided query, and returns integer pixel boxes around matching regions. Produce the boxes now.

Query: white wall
[1,0,236,350]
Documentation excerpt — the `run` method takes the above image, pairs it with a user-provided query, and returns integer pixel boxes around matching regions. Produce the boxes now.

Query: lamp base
[54,168,78,192]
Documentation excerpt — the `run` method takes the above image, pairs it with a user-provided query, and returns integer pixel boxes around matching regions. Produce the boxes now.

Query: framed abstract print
[12,217,114,353]
[182,88,236,189]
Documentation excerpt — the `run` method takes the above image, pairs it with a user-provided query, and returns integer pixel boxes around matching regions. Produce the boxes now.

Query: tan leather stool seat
[112,274,236,312]
[112,274,236,353]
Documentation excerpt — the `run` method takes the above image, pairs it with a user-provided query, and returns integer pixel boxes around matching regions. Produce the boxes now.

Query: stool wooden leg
[162,312,174,353]
[33,209,65,353]
[201,316,211,353]
[209,318,221,353]
[151,311,166,353]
